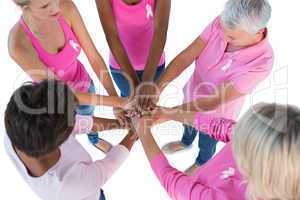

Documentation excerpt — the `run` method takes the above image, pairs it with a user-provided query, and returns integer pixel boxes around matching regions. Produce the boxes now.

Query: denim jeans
[99,189,105,200]
[110,64,165,97]
[76,81,100,145]
[181,124,218,166]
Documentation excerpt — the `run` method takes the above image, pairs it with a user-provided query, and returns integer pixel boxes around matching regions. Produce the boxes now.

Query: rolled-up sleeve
[193,112,235,143]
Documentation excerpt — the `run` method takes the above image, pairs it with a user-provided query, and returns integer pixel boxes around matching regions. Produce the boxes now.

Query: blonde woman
[8,0,126,152]
[133,103,300,199]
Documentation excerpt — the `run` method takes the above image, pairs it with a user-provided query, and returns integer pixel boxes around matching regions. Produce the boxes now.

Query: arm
[95,0,139,87]
[154,107,235,143]
[174,56,273,113]
[133,117,228,200]
[75,91,127,107]
[174,82,245,112]
[62,131,136,199]
[156,36,207,93]
[63,1,118,96]
[142,0,171,82]
[9,23,126,109]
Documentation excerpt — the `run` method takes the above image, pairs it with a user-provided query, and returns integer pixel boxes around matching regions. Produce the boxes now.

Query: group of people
[4,0,300,199]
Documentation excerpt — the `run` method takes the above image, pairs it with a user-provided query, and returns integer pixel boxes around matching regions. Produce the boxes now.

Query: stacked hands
[113,82,168,135]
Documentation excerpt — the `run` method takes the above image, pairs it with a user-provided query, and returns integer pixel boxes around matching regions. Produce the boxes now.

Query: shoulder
[59,0,80,24]
[8,22,34,60]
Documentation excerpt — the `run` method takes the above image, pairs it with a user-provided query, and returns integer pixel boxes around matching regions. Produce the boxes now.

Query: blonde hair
[13,0,31,7]
[233,103,300,200]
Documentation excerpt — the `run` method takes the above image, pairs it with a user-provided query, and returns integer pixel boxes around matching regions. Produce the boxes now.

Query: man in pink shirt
[157,0,274,175]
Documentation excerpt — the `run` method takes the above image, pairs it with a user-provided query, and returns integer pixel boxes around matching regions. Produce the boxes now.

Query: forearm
[156,54,192,92]
[108,36,139,87]
[160,107,197,126]
[142,30,167,82]
[91,57,119,97]
[119,131,136,152]
[174,96,220,112]
[143,0,170,82]
[92,117,125,132]
[139,127,162,161]
[75,92,126,107]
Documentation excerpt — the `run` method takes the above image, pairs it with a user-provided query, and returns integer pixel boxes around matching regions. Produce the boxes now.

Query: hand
[136,82,160,112]
[131,115,154,136]
[150,106,171,126]
[113,107,130,128]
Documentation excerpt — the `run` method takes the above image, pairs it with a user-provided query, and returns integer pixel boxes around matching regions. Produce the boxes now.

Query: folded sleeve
[60,145,129,199]
[193,113,236,143]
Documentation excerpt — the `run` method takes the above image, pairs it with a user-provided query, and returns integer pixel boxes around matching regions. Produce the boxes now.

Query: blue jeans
[181,124,218,166]
[76,81,100,145]
[99,189,105,200]
[110,64,165,97]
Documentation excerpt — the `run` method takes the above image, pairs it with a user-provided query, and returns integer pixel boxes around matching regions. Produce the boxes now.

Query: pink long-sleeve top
[150,113,247,200]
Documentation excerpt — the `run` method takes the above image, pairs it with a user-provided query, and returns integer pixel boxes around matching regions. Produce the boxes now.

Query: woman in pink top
[132,103,300,200]
[95,0,171,115]
[157,0,274,175]
[8,0,124,152]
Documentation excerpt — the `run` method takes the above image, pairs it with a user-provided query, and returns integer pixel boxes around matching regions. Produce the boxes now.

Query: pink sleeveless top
[20,16,91,92]
[109,0,165,70]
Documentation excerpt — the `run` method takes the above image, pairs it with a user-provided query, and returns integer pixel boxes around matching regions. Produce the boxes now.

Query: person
[95,0,171,116]
[4,80,137,200]
[157,0,274,175]
[132,103,300,200]
[8,0,121,152]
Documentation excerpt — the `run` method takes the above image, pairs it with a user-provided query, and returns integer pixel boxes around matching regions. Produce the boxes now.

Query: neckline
[119,0,146,8]
[21,15,68,56]
[5,134,63,180]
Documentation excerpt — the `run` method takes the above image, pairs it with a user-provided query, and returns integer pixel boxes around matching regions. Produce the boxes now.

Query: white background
[0,0,298,200]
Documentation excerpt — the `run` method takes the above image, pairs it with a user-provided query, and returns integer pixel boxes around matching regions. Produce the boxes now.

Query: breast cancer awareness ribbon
[69,39,80,52]
[221,59,233,72]
[220,167,235,180]
[146,4,153,19]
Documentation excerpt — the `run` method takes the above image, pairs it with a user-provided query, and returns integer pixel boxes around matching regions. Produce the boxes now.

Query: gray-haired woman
[159,0,274,175]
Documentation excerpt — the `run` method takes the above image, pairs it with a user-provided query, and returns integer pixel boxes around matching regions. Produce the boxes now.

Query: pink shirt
[109,0,165,70]
[150,113,247,200]
[183,16,274,120]
[5,115,129,200]
[20,16,91,92]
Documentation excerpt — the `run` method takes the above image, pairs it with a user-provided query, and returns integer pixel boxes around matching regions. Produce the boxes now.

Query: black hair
[4,80,79,158]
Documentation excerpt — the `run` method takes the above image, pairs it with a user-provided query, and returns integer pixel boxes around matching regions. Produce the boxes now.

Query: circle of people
[4,0,299,200]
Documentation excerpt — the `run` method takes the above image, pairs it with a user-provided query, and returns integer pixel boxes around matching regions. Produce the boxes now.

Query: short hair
[233,103,300,200]
[5,80,79,158]
[221,0,272,34]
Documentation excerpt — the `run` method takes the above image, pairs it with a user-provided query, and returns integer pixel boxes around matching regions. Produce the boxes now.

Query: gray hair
[13,0,31,7]
[221,0,272,34]
[233,103,300,200]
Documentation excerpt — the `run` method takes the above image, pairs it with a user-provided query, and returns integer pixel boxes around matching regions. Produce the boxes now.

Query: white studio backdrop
[0,0,297,200]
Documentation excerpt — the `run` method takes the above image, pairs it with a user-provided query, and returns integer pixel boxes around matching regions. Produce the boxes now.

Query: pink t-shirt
[20,16,91,92]
[109,0,165,70]
[183,16,274,120]
[150,113,246,200]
